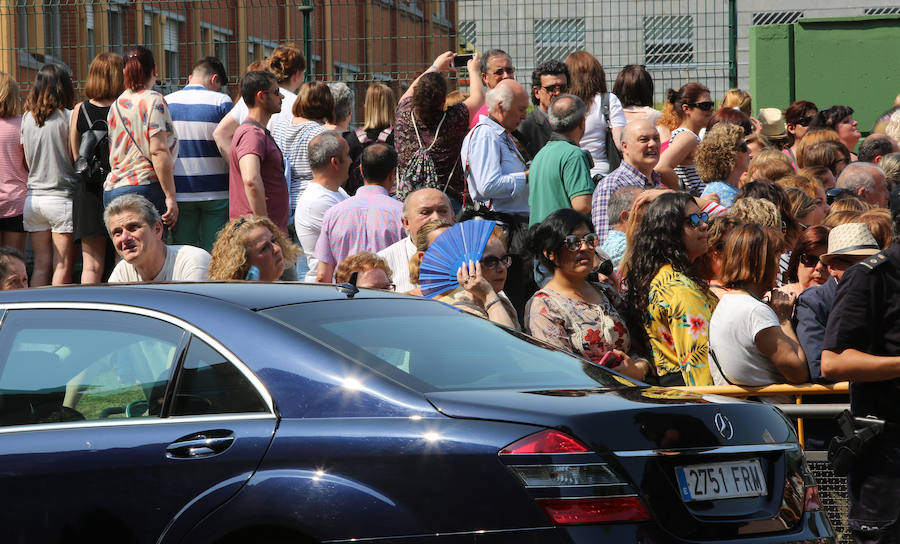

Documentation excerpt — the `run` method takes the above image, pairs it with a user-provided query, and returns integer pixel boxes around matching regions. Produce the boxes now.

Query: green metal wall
[750,15,900,137]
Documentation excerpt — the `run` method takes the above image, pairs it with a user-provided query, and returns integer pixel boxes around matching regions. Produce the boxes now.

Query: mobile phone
[452,54,474,68]
[598,351,622,368]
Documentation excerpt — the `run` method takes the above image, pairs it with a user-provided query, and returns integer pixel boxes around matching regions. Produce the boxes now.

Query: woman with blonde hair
[335,252,394,290]
[21,64,77,286]
[744,149,794,183]
[564,51,626,178]
[68,52,124,283]
[696,123,749,207]
[346,83,397,194]
[656,82,714,194]
[0,71,27,254]
[208,215,300,281]
[794,128,841,169]
[722,88,751,116]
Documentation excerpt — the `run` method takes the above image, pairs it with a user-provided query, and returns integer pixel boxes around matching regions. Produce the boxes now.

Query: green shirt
[527,139,595,226]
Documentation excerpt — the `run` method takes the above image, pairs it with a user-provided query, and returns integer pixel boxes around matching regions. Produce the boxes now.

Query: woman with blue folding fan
[414,219,520,329]
[525,208,651,381]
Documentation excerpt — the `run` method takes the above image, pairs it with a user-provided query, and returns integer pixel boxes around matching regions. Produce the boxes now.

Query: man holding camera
[822,216,900,543]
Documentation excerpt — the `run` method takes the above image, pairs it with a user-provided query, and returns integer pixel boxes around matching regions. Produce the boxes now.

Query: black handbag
[601,93,622,172]
[73,104,109,186]
[828,410,884,476]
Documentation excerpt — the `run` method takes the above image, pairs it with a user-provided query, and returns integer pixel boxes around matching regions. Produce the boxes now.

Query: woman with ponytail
[20,64,77,286]
[655,83,713,196]
[105,46,179,228]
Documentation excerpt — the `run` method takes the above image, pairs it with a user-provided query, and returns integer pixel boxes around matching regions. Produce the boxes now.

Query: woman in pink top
[0,72,28,253]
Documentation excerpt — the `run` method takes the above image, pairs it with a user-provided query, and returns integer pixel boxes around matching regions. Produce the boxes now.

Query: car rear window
[260,299,633,393]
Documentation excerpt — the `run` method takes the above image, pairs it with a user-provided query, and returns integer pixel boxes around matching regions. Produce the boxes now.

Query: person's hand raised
[457,259,494,304]
[431,51,456,72]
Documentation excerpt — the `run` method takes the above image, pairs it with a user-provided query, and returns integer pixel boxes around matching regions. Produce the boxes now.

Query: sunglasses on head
[541,84,568,93]
[480,254,512,271]
[684,212,709,228]
[563,233,599,252]
[687,101,715,111]
[826,187,852,204]
[799,253,821,267]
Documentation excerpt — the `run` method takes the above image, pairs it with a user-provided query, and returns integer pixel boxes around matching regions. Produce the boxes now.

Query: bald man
[461,79,531,218]
[591,119,662,241]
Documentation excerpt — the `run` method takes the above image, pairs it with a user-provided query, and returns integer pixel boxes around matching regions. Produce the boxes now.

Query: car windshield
[260,298,635,393]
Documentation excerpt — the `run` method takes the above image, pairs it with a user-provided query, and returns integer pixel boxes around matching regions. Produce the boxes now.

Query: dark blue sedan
[0,283,833,543]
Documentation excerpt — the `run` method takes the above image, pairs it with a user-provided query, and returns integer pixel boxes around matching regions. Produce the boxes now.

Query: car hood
[424,386,797,451]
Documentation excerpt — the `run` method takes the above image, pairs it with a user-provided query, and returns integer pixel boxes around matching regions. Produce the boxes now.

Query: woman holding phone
[525,208,650,380]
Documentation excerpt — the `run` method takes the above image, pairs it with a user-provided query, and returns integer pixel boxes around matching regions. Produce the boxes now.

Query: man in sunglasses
[527,94,593,226]
[517,60,570,158]
[468,49,516,130]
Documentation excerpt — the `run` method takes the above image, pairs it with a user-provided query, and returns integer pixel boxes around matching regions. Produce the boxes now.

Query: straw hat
[758,108,787,139]
[819,223,881,264]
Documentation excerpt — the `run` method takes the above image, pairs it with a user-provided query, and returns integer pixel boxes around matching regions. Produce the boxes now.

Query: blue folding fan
[419,219,496,298]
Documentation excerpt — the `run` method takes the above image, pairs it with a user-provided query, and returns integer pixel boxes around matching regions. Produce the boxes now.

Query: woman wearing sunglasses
[526,208,650,380]
[623,192,717,386]
[784,100,818,166]
[656,83,714,196]
[779,225,830,299]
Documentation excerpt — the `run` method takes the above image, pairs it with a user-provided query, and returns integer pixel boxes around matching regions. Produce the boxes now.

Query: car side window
[0,309,185,427]
[169,337,268,416]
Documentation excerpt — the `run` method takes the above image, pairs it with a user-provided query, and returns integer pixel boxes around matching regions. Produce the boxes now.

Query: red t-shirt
[229,120,290,232]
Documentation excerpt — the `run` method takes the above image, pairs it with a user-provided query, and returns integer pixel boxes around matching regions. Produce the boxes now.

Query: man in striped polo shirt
[166,56,233,251]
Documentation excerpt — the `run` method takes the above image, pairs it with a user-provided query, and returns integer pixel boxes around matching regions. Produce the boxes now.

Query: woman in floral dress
[622,192,718,386]
[526,208,650,381]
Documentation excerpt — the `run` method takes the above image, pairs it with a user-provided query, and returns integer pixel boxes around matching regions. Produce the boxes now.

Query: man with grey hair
[468,49,516,129]
[601,185,643,270]
[527,94,593,225]
[377,187,455,292]
[461,79,530,218]
[104,194,210,282]
[858,133,899,165]
[294,131,350,281]
[837,161,889,208]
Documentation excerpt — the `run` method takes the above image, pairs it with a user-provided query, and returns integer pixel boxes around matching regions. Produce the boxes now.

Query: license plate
[675,459,767,502]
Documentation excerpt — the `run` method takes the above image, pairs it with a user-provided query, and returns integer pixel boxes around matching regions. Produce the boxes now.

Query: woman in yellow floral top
[623,192,717,386]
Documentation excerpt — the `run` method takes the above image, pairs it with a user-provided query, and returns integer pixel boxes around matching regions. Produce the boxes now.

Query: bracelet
[429,65,440,72]
[484,297,501,311]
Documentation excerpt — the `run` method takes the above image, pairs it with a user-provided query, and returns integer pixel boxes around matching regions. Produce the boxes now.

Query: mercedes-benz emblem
[714,412,734,440]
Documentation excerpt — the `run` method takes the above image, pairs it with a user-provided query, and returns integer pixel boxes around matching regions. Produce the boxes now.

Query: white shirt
[294,182,349,281]
[708,293,783,386]
[229,87,298,133]
[580,93,627,178]
[378,236,417,293]
[460,114,529,214]
[108,245,211,282]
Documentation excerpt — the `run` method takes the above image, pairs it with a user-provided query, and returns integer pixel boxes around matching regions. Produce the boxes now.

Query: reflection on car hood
[424,387,797,451]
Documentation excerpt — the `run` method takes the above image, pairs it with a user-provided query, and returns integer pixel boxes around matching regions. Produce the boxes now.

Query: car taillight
[500,429,589,454]
[500,430,651,525]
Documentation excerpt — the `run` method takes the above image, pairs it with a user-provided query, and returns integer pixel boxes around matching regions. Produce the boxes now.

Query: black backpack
[74,103,109,186]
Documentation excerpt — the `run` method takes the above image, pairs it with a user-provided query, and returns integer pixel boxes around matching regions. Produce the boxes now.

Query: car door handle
[166,431,235,459]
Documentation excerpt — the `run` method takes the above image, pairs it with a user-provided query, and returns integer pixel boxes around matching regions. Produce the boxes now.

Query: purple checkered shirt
[591,161,661,245]
[314,185,405,266]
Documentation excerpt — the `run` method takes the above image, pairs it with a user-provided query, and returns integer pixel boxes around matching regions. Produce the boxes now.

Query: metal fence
[2,0,736,110]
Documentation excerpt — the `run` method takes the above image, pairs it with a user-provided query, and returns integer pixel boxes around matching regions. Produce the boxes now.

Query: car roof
[0,282,409,311]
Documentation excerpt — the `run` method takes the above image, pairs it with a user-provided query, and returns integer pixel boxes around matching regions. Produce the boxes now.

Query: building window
[533,18,585,67]
[643,15,694,67]
[164,19,180,90]
[43,0,62,59]
[751,11,804,25]
[16,2,28,49]
[108,6,124,53]
[144,14,154,47]
[86,3,96,68]
[214,34,228,70]
[433,0,451,27]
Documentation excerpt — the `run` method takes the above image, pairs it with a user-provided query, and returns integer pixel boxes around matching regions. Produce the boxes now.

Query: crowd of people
[2,41,900,541]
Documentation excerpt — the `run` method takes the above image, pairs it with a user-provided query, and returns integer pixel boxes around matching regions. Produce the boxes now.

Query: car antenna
[336,271,359,298]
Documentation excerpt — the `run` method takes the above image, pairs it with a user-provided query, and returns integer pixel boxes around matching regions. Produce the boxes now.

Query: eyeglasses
[735,141,749,153]
[480,254,512,270]
[799,253,821,267]
[683,212,709,228]
[492,67,515,76]
[261,88,282,97]
[563,233,599,252]
[687,101,715,111]
[795,116,814,127]
[826,187,852,205]
[541,84,568,93]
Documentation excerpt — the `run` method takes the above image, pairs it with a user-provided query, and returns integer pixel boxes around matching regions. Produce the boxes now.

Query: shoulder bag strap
[114,101,152,163]
[601,93,611,126]
[81,101,95,127]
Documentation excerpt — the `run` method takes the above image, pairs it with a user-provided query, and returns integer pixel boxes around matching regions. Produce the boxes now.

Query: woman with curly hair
[622,192,717,386]
[21,63,77,286]
[208,215,300,281]
[697,123,749,207]
[335,251,394,290]
[810,105,861,160]
[656,82,714,195]
[564,51,627,178]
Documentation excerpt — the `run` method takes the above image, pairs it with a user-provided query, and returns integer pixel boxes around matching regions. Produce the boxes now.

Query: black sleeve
[823,267,874,353]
